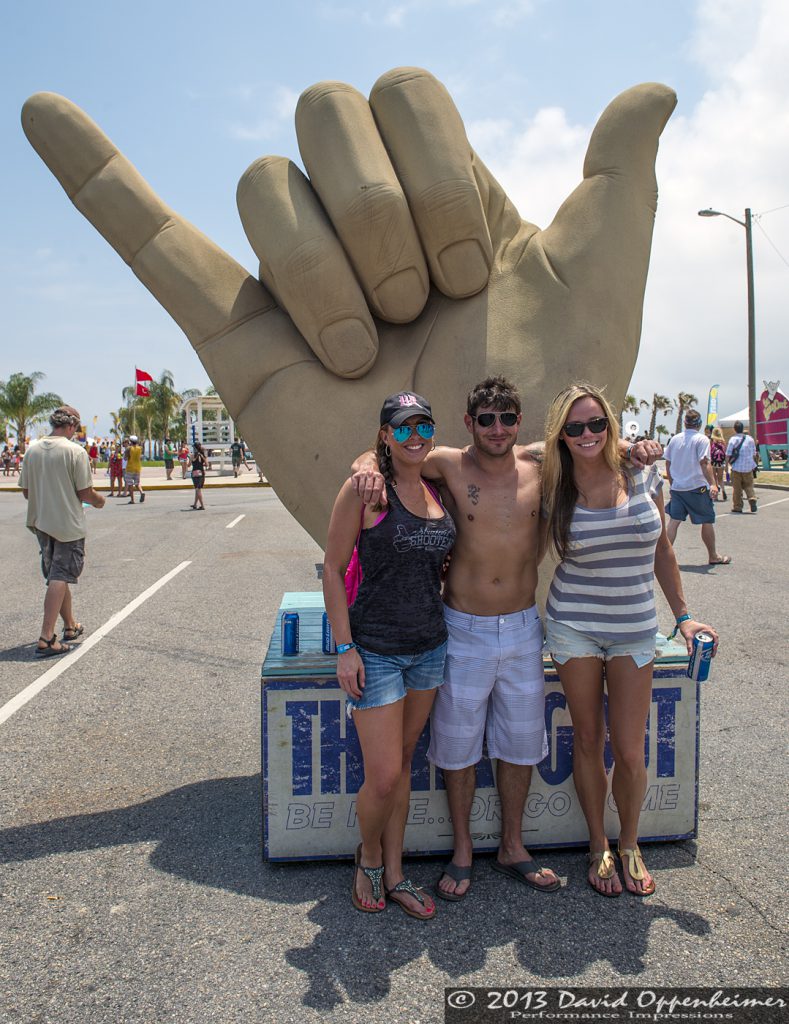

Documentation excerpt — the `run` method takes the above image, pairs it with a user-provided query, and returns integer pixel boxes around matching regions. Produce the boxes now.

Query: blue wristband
[667,614,691,640]
[336,642,356,654]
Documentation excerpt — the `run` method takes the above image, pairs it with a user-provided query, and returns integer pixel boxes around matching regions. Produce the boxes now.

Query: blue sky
[2,0,787,438]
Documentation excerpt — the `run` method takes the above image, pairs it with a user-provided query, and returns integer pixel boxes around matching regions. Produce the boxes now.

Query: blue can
[321,612,336,655]
[281,611,299,656]
[687,631,714,681]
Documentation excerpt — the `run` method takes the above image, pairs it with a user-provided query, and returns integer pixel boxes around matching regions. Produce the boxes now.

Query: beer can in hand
[321,612,336,655]
[687,631,714,681]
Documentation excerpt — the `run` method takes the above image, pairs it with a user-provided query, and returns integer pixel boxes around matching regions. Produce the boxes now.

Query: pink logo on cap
[399,394,419,407]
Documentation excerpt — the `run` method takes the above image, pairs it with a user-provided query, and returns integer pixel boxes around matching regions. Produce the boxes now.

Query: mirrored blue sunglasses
[391,422,435,444]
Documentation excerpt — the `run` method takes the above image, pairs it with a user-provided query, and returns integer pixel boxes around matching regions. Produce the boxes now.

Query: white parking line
[0,560,192,727]
[226,514,245,529]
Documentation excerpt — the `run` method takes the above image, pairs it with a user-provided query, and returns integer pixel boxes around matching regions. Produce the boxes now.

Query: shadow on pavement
[0,775,711,1006]
[0,642,46,662]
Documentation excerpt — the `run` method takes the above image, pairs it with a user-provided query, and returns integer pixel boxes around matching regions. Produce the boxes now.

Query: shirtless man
[354,376,658,900]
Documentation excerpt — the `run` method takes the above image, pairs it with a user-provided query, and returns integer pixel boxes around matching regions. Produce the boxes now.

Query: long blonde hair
[542,382,622,560]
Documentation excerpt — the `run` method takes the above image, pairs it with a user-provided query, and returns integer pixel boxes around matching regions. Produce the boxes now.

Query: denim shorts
[347,641,447,713]
[545,617,656,669]
[666,487,715,524]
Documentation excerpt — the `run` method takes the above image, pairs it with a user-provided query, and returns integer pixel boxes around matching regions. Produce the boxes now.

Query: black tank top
[349,481,456,655]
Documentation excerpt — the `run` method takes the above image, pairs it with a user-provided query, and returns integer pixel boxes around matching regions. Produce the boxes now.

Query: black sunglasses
[563,417,609,437]
[471,412,519,428]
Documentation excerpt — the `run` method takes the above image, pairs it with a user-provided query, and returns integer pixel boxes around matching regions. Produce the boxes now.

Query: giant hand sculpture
[23,69,676,546]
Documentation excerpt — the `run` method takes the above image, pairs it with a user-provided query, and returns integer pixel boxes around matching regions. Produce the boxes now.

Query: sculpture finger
[237,156,378,377]
[539,83,677,292]
[295,81,429,324]
[20,93,329,417]
[369,68,493,299]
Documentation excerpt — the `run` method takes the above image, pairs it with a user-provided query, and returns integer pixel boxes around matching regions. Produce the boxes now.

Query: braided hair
[373,434,395,512]
[49,406,81,429]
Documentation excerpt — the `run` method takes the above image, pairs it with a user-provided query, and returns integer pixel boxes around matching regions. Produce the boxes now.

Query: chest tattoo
[468,484,480,505]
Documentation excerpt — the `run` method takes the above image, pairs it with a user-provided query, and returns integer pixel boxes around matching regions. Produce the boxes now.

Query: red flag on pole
[135,368,153,397]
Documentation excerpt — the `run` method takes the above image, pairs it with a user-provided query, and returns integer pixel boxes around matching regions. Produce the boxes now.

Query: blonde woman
[706,425,727,500]
[541,383,717,897]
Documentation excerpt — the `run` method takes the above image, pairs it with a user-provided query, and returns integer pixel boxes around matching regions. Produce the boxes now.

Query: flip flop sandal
[36,635,72,659]
[351,843,385,914]
[617,844,656,897]
[708,555,732,564]
[587,849,621,898]
[434,862,473,902]
[491,858,560,892]
[385,879,436,920]
[62,624,84,642]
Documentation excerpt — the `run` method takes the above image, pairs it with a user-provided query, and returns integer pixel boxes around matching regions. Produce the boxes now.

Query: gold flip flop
[617,843,656,897]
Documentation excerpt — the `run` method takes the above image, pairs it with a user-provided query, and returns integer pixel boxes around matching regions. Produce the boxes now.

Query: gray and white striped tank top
[546,465,664,642]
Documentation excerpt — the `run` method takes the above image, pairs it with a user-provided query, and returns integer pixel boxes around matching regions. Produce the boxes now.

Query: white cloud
[227,85,301,143]
[467,0,789,423]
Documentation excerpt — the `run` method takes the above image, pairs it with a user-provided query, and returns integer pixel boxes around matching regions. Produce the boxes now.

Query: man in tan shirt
[19,405,105,656]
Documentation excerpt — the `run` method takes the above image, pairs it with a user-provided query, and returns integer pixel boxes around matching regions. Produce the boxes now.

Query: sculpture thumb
[539,82,677,300]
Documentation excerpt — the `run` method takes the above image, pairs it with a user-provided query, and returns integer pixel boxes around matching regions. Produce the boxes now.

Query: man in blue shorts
[664,408,731,565]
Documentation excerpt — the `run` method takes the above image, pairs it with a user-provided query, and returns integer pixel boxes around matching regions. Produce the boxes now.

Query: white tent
[718,406,750,428]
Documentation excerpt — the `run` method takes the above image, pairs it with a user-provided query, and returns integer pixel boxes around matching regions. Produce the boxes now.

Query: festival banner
[706,384,719,427]
[757,380,789,446]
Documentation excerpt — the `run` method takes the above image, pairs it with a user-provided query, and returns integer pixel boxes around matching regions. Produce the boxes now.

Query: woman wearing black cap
[323,392,456,920]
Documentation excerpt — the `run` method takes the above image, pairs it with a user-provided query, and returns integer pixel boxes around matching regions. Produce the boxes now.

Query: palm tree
[647,394,674,439]
[620,393,649,433]
[655,423,670,443]
[0,372,62,452]
[674,392,699,434]
[149,370,181,451]
[121,385,139,434]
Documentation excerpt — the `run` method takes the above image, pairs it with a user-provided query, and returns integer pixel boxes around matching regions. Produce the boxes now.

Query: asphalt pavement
[0,485,787,1023]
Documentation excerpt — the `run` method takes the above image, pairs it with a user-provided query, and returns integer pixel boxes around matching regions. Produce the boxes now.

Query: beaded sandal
[385,878,436,920]
[351,843,385,914]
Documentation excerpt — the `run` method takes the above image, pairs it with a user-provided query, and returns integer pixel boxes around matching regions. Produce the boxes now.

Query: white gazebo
[180,395,236,473]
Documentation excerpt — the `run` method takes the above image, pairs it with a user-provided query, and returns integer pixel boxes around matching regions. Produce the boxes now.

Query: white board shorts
[427,604,548,770]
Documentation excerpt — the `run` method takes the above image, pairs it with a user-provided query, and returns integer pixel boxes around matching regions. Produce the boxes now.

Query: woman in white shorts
[541,382,718,897]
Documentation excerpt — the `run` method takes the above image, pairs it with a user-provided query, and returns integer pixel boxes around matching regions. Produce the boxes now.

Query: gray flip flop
[491,858,560,892]
[435,861,473,902]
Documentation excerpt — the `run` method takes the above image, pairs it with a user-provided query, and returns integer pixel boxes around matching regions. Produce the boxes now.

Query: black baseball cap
[380,391,434,428]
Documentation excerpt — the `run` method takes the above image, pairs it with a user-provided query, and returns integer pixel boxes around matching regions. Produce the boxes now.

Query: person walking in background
[88,440,99,474]
[18,405,105,657]
[178,442,190,479]
[189,442,207,510]
[108,444,124,497]
[705,425,727,501]
[541,382,718,897]
[230,436,249,477]
[125,435,145,504]
[726,420,758,514]
[664,409,730,565]
[163,437,176,481]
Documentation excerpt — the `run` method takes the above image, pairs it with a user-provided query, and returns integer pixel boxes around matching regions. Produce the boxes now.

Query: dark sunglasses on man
[471,412,519,428]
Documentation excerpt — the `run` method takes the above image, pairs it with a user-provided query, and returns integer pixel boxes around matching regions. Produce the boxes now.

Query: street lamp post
[698,207,757,442]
